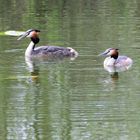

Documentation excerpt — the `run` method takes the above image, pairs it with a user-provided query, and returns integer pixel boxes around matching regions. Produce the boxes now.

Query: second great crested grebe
[99,48,133,72]
[17,29,78,58]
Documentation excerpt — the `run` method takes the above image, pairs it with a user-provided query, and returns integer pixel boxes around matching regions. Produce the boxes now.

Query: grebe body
[100,48,133,72]
[18,29,78,58]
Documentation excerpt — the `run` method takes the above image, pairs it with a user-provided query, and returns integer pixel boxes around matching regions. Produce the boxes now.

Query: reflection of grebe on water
[25,56,40,83]
[25,54,78,83]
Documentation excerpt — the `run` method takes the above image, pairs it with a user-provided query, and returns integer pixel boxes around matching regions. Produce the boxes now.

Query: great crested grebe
[17,29,78,58]
[99,48,133,72]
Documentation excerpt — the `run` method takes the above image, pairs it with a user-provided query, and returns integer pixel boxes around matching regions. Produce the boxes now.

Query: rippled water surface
[0,0,140,140]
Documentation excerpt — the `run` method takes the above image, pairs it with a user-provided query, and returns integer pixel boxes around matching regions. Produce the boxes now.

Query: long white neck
[25,41,35,57]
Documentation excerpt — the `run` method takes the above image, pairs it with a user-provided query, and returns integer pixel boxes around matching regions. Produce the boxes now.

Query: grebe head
[100,48,119,59]
[17,29,40,44]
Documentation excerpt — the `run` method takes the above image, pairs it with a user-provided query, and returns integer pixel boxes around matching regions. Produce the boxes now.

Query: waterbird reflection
[25,54,78,83]
[110,72,119,82]
[25,56,40,83]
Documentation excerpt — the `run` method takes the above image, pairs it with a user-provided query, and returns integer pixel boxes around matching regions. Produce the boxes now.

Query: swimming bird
[17,29,78,58]
[99,48,133,72]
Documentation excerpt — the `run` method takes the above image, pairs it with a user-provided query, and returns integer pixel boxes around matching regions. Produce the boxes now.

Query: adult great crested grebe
[17,29,78,58]
[99,48,133,72]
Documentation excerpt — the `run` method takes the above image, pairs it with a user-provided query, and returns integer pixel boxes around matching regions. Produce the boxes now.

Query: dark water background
[0,0,140,139]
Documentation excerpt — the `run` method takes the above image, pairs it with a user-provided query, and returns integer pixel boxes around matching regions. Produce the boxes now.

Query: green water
[0,0,140,140]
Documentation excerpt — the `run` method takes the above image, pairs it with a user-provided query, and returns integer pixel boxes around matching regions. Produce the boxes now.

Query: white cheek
[27,33,33,38]
[107,50,113,55]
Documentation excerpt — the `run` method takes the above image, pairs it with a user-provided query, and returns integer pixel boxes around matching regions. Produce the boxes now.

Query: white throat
[104,57,116,66]
[25,41,35,57]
